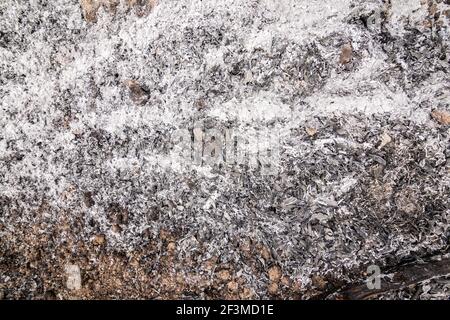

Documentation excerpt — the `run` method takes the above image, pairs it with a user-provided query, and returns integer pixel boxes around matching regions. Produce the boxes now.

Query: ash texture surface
[0,0,449,299]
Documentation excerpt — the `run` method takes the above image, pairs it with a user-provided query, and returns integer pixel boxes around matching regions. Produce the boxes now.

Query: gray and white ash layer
[0,0,449,299]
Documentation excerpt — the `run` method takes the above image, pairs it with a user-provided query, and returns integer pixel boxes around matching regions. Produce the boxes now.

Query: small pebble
[339,43,353,64]
[65,264,82,290]
[378,132,392,149]
[167,241,176,253]
[268,282,278,295]
[305,126,318,137]
[281,276,291,287]
[125,80,149,105]
[80,0,101,23]
[431,109,450,125]
[268,265,282,282]
[217,269,231,282]
[227,281,239,292]
[311,275,327,290]
[93,234,106,246]
[260,246,271,261]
